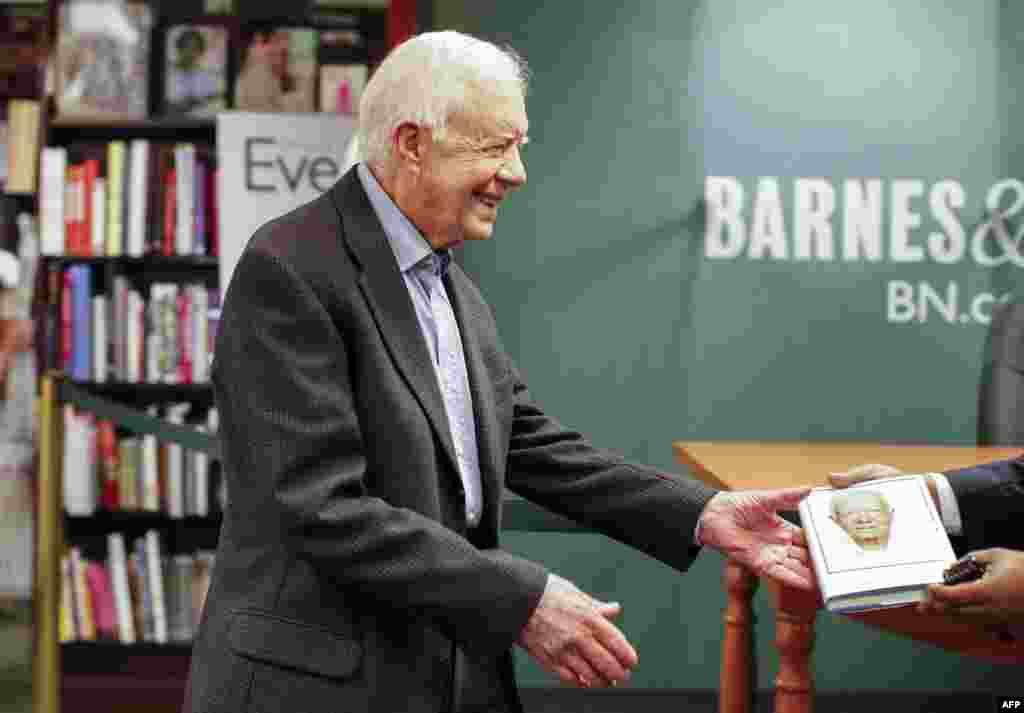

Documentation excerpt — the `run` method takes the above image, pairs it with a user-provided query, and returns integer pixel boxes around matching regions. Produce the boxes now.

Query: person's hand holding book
[919,548,1024,641]
[827,463,942,512]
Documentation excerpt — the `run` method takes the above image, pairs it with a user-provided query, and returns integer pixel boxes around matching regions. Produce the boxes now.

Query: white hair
[356,31,529,169]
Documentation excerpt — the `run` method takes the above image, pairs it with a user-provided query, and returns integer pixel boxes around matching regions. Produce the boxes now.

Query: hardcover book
[163,25,228,116]
[234,26,317,113]
[798,475,957,613]
[55,1,153,119]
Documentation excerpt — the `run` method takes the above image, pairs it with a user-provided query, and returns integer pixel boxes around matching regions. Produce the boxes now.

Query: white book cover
[91,295,107,383]
[191,284,209,383]
[141,432,159,512]
[144,530,168,644]
[40,147,67,256]
[62,406,97,516]
[91,178,106,256]
[798,475,957,613]
[106,532,136,644]
[174,143,195,256]
[128,139,149,257]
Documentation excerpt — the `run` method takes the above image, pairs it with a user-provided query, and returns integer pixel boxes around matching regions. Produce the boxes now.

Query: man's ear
[394,122,427,169]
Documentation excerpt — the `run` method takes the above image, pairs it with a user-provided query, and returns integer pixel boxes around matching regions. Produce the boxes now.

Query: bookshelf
[22,2,412,712]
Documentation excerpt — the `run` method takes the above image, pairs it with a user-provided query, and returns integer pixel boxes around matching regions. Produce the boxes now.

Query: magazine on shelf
[55,1,153,119]
[798,475,957,613]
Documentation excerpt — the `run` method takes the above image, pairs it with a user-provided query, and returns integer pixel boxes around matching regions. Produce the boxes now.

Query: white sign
[217,112,357,294]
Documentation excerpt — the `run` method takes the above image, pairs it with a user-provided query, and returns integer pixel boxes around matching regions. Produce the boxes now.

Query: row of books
[40,264,219,383]
[53,1,382,120]
[60,534,215,645]
[63,405,222,519]
[39,141,218,259]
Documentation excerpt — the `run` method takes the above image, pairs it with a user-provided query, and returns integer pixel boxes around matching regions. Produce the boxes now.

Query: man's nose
[497,145,527,187]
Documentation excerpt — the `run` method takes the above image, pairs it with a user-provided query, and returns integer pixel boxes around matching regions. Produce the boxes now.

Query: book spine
[59,554,77,642]
[144,530,168,644]
[39,147,67,256]
[97,420,119,510]
[91,177,106,257]
[106,532,136,644]
[85,560,117,640]
[70,264,91,381]
[81,159,99,256]
[91,294,107,383]
[141,432,160,512]
[106,141,125,256]
[128,139,150,257]
[5,99,40,194]
[174,144,195,256]
[68,546,96,641]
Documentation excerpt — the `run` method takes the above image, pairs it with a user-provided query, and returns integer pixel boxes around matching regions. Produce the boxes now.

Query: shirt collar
[357,163,450,277]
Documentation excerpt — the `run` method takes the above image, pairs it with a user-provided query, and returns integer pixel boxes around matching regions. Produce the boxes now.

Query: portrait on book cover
[809,479,949,574]
[830,489,893,552]
[163,25,228,117]
[234,26,317,113]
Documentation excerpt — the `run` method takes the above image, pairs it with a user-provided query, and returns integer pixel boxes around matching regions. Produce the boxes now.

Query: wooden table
[673,441,1024,713]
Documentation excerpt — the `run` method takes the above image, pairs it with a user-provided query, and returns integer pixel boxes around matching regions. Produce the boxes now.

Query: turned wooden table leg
[768,581,818,713]
[720,560,759,713]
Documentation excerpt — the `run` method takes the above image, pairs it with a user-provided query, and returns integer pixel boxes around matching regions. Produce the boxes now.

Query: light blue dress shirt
[357,164,484,527]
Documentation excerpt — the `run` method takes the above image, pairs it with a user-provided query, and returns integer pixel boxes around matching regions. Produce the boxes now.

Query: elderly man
[185,31,813,713]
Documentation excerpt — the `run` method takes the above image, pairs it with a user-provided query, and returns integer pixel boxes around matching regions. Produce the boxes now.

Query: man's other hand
[699,487,814,590]
[516,573,637,688]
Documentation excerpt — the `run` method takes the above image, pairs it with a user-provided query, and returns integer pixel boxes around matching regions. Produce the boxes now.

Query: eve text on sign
[244,137,341,194]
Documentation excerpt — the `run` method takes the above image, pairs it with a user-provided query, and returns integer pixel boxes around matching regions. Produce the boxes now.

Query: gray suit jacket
[184,168,717,713]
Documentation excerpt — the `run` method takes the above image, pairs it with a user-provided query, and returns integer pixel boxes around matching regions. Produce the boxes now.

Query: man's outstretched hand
[698,487,814,590]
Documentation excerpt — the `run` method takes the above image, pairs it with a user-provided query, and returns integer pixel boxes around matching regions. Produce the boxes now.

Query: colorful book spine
[106,140,126,256]
[69,264,92,381]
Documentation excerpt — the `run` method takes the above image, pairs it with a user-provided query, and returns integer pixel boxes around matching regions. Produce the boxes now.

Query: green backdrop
[435,0,1024,693]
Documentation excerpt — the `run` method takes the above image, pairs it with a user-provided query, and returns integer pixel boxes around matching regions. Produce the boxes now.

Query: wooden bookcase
[24,2,411,712]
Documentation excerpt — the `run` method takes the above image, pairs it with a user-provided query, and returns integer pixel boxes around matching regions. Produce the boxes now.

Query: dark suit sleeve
[944,456,1024,551]
[214,245,546,656]
[504,364,718,572]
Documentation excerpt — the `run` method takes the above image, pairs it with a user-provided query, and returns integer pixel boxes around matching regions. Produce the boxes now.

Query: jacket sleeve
[503,362,718,573]
[213,243,546,655]
[944,456,1024,551]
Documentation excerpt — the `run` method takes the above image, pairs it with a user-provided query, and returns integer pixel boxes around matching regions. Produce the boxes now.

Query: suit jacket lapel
[445,266,505,535]
[330,172,461,477]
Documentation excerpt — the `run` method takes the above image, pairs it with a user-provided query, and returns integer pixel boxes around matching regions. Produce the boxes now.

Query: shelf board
[62,641,193,655]
[48,116,216,141]
[65,510,221,530]
[40,255,217,268]
[65,380,213,403]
